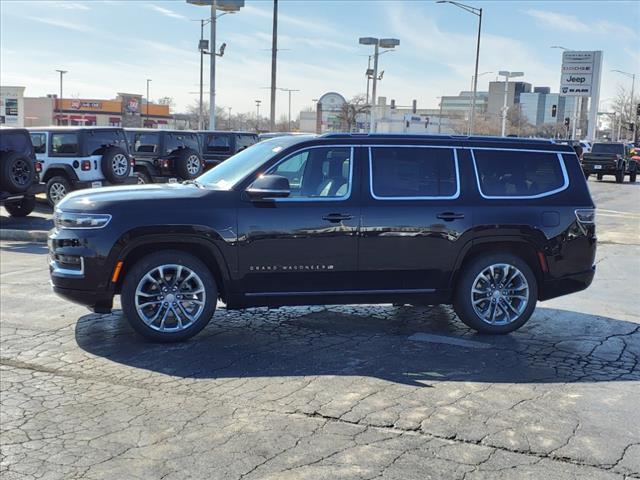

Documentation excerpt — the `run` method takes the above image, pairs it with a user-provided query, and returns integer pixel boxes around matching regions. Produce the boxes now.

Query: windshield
[198,136,312,189]
[591,143,624,155]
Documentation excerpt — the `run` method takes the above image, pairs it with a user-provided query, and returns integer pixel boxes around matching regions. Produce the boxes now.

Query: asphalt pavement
[1,179,639,479]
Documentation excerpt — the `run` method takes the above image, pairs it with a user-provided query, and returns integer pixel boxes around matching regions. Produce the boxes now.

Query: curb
[0,229,48,243]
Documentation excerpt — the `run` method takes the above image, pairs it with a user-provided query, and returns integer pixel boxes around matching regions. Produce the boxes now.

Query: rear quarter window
[86,130,128,155]
[30,133,46,154]
[0,131,32,155]
[473,149,567,198]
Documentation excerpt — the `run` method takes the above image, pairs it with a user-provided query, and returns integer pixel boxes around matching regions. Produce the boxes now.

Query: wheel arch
[42,164,78,184]
[111,233,232,303]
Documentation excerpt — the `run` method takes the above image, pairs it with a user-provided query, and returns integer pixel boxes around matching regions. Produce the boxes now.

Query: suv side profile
[29,127,136,206]
[49,134,596,342]
[1,128,43,217]
[125,129,204,183]
[198,131,258,169]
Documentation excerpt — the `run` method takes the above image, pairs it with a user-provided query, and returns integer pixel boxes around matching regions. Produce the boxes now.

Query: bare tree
[612,85,640,141]
[337,94,369,132]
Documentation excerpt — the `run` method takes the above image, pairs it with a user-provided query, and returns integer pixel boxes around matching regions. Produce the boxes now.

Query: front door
[237,145,360,297]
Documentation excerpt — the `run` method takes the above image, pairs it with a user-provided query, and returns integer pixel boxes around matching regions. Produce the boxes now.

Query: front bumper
[52,285,113,313]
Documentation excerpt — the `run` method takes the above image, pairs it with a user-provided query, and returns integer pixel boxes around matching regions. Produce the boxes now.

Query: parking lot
[1,178,639,479]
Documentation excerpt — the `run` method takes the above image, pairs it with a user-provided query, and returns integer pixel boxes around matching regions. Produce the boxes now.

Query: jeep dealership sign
[559,50,603,141]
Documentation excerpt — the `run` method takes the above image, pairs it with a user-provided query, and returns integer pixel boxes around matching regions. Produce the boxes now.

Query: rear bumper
[73,177,138,189]
[538,266,596,301]
[582,164,619,174]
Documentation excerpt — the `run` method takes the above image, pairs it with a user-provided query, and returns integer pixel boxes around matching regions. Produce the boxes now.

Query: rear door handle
[436,212,465,221]
[322,213,353,223]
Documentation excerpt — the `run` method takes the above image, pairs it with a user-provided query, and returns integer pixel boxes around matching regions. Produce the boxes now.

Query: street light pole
[270,0,278,131]
[228,107,232,130]
[255,99,261,132]
[146,78,152,126]
[498,70,524,136]
[437,1,482,135]
[55,69,67,125]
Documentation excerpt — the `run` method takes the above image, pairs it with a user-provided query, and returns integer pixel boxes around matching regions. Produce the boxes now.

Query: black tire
[4,196,36,217]
[453,253,538,334]
[134,171,152,184]
[174,149,203,180]
[100,147,131,184]
[615,169,624,183]
[597,173,603,180]
[1,151,34,194]
[630,171,637,183]
[584,172,590,180]
[121,250,217,342]
[46,175,72,207]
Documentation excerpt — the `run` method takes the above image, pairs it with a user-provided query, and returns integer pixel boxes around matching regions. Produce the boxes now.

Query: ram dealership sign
[559,50,603,141]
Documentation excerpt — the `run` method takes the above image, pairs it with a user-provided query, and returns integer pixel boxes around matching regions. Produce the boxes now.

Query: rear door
[201,132,232,166]
[358,145,473,291]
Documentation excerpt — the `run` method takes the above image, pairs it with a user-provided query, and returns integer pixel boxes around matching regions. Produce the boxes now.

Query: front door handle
[322,213,353,223]
[436,212,465,221]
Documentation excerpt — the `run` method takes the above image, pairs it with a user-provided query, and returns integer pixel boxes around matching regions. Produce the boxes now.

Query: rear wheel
[46,175,71,207]
[597,173,603,180]
[630,171,637,183]
[135,171,152,184]
[4,196,36,217]
[121,250,217,342]
[454,253,538,334]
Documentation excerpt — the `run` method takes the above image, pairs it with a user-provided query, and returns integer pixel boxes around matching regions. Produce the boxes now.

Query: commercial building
[487,81,532,117]
[440,91,489,115]
[1,86,172,128]
[520,91,579,126]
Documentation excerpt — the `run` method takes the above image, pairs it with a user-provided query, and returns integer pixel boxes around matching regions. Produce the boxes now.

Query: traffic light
[551,104,557,118]
[564,117,570,127]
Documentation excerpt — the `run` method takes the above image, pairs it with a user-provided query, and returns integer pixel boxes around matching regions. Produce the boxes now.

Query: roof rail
[319,133,555,144]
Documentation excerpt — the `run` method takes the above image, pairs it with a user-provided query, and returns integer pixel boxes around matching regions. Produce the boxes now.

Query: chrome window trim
[368,145,461,200]
[264,145,355,202]
[470,148,569,200]
[245,288,436,297]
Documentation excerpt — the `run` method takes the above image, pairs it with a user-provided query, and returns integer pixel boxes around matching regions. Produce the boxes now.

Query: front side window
[30,133,46,154]
[86,130,127,155]
[51,133,79,156]
[267,147,351,199]
[473,150,567,198]
[370,147,457,199]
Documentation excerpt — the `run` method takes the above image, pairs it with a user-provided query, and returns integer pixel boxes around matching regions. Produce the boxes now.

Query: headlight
[54,211,112,229]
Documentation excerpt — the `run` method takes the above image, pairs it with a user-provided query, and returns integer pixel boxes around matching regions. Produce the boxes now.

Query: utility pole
[255,99,261,132]
[209,0,217,130]
[269,0,278,131]
[55,69,67,125]
[146,78,152,126]
[198,18,208,130]
[228,106,232,130]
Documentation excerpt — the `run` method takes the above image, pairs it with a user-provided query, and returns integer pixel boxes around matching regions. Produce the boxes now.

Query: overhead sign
[561,85,592,96]
[562,51,594,63]
[561,74,592,86]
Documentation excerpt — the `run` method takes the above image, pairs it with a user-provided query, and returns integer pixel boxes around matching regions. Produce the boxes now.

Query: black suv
[198,131,258,168]
[49,134,596,342]
[125,129,204,183]
[1,128,42,217]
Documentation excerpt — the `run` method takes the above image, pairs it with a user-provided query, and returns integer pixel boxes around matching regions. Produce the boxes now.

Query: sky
[1,0,639,118]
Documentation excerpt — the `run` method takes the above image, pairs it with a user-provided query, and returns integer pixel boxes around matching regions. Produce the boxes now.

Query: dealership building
[1,86,172,128]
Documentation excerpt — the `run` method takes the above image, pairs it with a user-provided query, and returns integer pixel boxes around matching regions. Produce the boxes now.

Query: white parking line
[408,333,492,349]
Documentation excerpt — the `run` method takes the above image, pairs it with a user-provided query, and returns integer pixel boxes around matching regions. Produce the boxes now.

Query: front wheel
[454,253,538,334]
[46,175,71,207]
[4,196,36,217]
[121,250,217,342]
[615,170,625,183]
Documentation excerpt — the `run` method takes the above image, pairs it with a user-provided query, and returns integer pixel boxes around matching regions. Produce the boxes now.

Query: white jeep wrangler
[29,127,136,206]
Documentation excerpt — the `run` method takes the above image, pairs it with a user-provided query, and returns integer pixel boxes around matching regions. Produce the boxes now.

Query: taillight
[130,156,135,166]
[81,160,91,171]
[575,209,595,224]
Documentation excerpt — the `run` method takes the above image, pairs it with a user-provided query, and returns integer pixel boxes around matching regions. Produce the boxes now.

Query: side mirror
[246,174,290,201]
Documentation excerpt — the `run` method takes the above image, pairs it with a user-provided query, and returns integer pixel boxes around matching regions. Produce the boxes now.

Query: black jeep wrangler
[125,129,204,183]
[0,128,42,217]
[49,134,596,342]
[197,131,258,169]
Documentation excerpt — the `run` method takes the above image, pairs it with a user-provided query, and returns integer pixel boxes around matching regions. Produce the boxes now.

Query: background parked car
[125,129,203,183]
[29,127,136,206]
[197,131,258,169]
[0,127,43,217]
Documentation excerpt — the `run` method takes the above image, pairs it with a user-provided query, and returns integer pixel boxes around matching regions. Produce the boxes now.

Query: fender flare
[42,163,80,183]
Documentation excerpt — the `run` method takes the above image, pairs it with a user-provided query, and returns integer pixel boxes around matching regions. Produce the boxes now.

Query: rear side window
[236,134,257,151]
[0,131,31,155]
[51,133,79,155]
[165,133,199,154]
[30,133,46,154]
[134,132,160,153]
[473,150,567,198]
[205,134,231,153]
[370,147,458,199]
[86,130,127,155]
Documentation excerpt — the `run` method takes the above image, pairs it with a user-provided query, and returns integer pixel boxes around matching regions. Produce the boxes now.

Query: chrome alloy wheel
[112,153,129,176]
[186,155,201,175]
[134,264,206,332]
[471,263,529,325]
[49,182,67,204]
